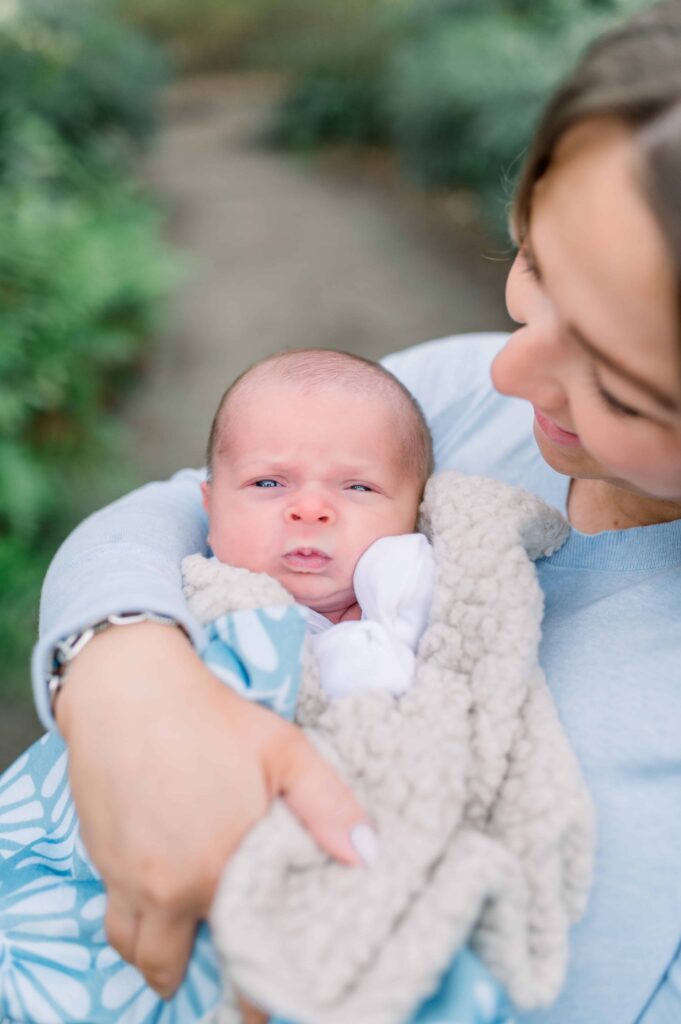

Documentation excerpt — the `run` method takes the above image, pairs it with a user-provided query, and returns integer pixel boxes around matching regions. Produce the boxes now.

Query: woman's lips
[283,548,331,572]
[534,408,582,448]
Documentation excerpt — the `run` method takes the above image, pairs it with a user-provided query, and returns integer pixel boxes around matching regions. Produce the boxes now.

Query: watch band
[47,611,180,715]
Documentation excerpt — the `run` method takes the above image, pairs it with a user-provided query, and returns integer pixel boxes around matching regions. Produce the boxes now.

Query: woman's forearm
[33,468,209,727]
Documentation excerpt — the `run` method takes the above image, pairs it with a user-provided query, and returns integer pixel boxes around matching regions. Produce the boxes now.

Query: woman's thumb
[272,728,378,867]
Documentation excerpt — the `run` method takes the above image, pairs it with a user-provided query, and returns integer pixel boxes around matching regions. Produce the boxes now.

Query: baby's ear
[200,479,211,511]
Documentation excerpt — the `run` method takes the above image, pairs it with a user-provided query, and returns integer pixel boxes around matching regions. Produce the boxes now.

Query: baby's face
[203,381,422,620]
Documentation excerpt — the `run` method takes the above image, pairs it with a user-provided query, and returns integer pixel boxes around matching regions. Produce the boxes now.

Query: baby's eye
[254,479,280,488]
[348,483,373,492]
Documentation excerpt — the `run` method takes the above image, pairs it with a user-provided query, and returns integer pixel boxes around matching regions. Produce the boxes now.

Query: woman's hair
[512,0,681,303]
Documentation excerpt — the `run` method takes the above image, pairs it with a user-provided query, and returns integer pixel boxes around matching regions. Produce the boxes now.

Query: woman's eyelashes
[589,367,642,418]
[519,245,541,282]
[516,245,646,422]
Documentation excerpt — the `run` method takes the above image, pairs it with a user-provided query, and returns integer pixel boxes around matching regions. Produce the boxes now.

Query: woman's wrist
[55,620,195,738]
[49,612,183,719]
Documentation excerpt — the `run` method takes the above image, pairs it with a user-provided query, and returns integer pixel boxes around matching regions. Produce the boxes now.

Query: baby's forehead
[211,352,432,487]
[217,382,404,473]
[225,372,399,426]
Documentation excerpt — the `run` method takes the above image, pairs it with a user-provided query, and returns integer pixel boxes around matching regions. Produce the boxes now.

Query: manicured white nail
[350,823,379,866]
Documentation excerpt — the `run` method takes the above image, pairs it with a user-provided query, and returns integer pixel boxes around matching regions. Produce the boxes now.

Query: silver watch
[48,611,180,714]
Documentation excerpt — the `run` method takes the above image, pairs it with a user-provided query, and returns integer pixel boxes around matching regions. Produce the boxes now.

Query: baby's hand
[58,622,372,998]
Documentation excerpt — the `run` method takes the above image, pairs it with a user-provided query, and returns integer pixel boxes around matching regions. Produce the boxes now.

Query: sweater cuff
[32,583,205,732]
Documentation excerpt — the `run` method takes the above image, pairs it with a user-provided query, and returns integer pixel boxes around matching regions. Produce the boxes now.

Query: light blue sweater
[34,334,681,1024]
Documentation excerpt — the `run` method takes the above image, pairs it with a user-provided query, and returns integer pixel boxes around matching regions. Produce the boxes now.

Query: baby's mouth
[283,548,331,572]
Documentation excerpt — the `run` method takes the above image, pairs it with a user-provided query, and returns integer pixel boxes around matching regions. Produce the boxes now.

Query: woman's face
[493,118,681,505]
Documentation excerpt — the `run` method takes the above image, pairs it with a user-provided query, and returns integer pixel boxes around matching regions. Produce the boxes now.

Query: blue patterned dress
[0,606,513,1024]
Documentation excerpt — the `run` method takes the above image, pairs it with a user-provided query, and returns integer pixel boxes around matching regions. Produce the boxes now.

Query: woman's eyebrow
[567,324,681,412]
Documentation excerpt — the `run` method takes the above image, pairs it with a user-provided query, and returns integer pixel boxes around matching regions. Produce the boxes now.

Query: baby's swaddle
[183,471,595,1024]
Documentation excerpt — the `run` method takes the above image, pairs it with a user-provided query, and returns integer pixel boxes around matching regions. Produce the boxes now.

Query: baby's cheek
[209,515,260,567]
[207,528,232,562]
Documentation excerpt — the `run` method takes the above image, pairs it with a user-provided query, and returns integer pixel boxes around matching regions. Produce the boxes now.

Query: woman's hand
[56,622,371,999]
[236,993,270,1024]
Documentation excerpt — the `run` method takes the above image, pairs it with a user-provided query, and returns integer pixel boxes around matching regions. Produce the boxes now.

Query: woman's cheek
[581,416,681,494]
[628,434,681,498]
[578,412,641,468]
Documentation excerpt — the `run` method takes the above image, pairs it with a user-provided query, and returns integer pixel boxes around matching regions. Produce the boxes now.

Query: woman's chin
[533,422,593,478]
[534,426,681,513]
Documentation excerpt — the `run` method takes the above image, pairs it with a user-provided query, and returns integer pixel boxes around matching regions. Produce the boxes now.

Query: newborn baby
[200,347,437,702]
[184,348,585,1024]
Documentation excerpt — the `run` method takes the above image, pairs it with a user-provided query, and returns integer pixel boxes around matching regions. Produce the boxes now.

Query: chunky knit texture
[183,472,595,1024]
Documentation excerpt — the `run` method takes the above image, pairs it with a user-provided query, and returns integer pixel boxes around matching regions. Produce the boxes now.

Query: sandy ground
[1,74,512,770]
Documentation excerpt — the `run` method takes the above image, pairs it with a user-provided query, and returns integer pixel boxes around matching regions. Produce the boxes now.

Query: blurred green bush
[120,0,387,73]
[0,0,178,702]
[120,0,649,230]
[0,0,168,156]
[265,0,650,231]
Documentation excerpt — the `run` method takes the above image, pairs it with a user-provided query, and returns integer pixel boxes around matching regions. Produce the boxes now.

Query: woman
[20,1,681,1021]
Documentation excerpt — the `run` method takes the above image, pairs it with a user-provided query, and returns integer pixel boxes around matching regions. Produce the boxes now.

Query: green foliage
[266,13,399,148]
[120,0,270,68]
[0,184,178,535]
[120,0,390,71]
[0,535,46,704]
[269,70,386,148]
[0,0,169,160]
[386,10,606,190]
[265,0,651,230]
[262,3,409,149]
[0,0,179,701]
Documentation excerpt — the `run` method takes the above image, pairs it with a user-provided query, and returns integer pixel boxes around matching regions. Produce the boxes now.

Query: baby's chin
[277,571,355,615]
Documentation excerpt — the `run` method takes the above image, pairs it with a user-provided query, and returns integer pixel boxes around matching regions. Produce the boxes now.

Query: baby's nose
[285,492,335,525]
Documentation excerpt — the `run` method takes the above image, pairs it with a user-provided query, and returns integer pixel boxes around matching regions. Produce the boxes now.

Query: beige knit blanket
[183,472,595,1024]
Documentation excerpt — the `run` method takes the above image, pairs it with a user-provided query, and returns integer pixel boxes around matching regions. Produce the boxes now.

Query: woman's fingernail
[350,822,379,865]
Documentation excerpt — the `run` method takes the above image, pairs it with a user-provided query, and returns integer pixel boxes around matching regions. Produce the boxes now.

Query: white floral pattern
[0,728,221,1023]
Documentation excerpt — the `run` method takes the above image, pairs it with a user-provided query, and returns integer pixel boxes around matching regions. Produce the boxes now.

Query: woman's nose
[492,324,568,411]
[494,260,569,408]
[285,492,336,525]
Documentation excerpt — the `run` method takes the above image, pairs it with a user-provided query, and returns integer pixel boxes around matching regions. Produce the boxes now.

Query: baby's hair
[206,348,434,491]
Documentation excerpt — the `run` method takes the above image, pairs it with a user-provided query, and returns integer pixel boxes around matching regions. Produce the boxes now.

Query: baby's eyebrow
[233,459,291,471]
[235,457,387,475]
[326,462,385,476]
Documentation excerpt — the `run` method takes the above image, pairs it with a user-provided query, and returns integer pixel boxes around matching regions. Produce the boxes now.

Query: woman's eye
[254,479,280,488]
[519,245,541,282]
[591,370,642,418]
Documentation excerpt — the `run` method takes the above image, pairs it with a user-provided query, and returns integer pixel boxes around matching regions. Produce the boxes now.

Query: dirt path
[126,74,511,479]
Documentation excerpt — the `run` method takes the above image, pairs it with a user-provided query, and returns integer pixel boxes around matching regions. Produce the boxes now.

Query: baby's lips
[286,546,329,557]
[283,548,332,571]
